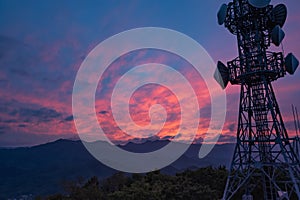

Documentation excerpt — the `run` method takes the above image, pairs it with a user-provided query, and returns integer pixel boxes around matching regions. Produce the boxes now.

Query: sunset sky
[0,0,300,147]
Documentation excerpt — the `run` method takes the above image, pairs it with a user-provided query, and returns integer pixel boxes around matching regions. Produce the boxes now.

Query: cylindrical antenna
[292,104,298,136]
[295,106,300,137]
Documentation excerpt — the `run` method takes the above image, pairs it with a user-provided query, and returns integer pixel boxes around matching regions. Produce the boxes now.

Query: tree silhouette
[45,166,228,200]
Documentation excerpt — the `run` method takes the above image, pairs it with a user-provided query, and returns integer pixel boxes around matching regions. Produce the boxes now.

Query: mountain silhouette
[0,139,235,199]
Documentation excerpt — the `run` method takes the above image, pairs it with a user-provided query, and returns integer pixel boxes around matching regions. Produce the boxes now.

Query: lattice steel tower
[214,0,300,199]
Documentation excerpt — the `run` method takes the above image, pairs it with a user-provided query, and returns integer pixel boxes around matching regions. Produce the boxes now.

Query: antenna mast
[292,104,299,137]
[295,107,300,137]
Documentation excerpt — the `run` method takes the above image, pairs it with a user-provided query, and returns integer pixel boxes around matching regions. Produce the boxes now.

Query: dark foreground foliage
[41,166,228,200]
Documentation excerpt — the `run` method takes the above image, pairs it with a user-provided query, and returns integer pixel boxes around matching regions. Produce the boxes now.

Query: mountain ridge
[0,139,235,199]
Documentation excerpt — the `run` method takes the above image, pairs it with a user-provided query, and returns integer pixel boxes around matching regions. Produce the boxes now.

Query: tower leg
[223,79,300,200]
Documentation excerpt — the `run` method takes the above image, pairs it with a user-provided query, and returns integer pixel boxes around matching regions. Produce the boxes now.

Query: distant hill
[0,139,235,199]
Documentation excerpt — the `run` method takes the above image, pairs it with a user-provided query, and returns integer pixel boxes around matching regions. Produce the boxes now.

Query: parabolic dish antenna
[217,4,228,25]
[214,61,229,89]
[248,0,271,8]
[285,53,299,75]
[272,4,287,28]
[271,25,285,46]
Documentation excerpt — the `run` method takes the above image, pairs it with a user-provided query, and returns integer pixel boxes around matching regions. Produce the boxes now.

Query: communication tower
[214,0,300,199]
